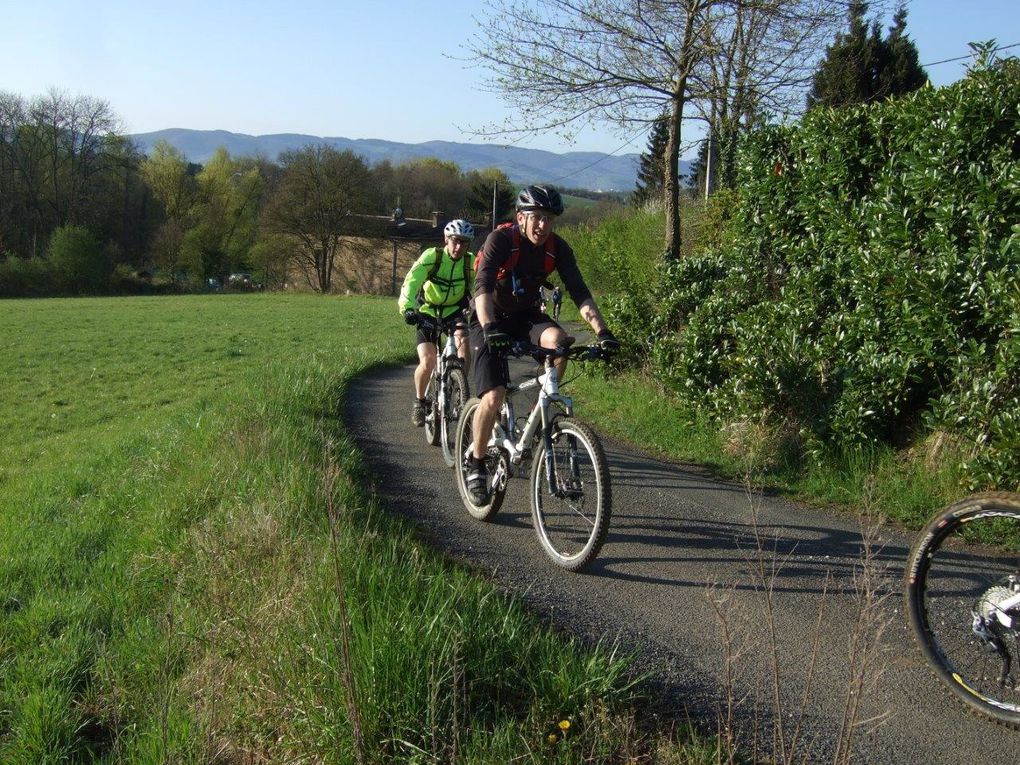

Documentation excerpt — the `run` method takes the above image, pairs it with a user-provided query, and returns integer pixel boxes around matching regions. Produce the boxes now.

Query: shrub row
[611,59,1020,487]
[0,226,179,298]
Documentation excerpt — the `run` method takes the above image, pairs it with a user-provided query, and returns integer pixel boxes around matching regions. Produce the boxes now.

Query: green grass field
[0,294,706,764]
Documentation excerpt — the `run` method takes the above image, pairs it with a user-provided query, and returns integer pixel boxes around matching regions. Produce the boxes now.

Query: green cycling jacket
[397,246,475,320]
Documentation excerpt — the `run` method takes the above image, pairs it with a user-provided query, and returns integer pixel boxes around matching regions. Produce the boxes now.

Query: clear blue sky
[1,0,1017,158]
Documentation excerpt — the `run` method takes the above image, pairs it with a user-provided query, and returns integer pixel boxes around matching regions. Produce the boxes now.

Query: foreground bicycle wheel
[423,373,440,447]
[904,492,1020,728]
[530,418,610,572]
[454,397,507,521]
[440,367,468,468]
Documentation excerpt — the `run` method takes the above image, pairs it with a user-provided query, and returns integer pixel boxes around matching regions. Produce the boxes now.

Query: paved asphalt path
[344,360,1017,763]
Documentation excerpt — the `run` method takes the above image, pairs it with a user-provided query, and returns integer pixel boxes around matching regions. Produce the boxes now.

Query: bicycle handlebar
[507,338,609,363]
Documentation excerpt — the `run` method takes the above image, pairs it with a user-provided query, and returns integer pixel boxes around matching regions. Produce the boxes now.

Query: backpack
[473,222,557,282]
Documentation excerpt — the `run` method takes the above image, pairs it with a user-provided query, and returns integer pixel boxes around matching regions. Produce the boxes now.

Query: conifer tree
[683,132,706,194]
[875,5,928,99]
[632,115,669,206]
[808,2,927,109]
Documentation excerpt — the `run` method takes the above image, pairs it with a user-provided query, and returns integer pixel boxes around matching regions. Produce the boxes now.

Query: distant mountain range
[129,128,683,193]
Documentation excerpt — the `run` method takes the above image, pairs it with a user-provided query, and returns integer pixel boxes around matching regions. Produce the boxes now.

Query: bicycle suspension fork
[537,360,576,497]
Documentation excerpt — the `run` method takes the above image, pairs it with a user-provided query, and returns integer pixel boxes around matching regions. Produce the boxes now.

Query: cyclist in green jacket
[398,219,475,427]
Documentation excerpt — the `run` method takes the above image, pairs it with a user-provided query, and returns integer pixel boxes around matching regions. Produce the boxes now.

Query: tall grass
[0,294,692,763]
[568,367,965,527]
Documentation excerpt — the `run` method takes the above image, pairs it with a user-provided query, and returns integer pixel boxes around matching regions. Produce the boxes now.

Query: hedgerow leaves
[640,59,1020,486]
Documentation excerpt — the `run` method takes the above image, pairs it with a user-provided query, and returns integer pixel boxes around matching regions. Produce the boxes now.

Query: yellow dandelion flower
[558,719,571,731]
[547,733,559,744]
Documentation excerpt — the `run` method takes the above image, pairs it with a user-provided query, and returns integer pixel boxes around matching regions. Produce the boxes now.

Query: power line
[548,42,1019,187]
[550,124,653,185]
[922,42,1019,68]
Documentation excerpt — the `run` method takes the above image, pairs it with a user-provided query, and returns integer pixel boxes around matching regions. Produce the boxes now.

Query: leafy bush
[563,206,665,298]
[648,59,1020,486]
[0,255,57,298]
[554,206,667,367]
[47,226,112,294]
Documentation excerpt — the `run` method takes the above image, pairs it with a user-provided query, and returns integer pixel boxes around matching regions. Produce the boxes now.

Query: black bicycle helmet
[515,185,564,216]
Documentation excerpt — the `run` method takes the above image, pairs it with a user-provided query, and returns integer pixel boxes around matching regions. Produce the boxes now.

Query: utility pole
[704,133,713,202]
[492,182,497,230]
[391,240,398,296]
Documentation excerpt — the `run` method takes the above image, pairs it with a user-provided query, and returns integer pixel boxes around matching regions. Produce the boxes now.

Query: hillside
[129,128,688,192]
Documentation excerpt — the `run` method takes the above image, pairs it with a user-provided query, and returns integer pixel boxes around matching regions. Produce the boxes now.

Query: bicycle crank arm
[492,465,509,493]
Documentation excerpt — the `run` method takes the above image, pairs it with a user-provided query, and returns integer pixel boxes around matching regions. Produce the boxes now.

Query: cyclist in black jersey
[465,186,619,505]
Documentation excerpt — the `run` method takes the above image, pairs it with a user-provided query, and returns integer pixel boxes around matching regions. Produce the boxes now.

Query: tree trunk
[662,2,702,263]
[663,94,685,263]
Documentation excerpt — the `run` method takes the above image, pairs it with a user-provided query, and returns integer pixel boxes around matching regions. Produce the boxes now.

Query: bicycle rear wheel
[423,372,440,447]
[440,367,468,468]
[530,417,610,572]
[454,397,506,521]
[904,492,1020,728]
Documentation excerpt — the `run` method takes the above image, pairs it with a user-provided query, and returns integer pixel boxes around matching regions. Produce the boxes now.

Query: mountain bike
[453,338,611,572]
[904,491,1020,728]
[418,314,469,468]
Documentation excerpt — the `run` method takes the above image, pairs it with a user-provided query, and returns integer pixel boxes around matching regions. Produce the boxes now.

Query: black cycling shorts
[416,318,466,346]
[469,308,561,396]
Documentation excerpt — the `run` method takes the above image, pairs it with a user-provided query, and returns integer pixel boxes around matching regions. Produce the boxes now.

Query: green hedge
[628,59,1020,487]
[0,255,58,298]
[1,228,178,298]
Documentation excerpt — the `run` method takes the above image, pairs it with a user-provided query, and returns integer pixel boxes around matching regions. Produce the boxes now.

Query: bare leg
[539,324,569,379]
[414,342,437,399]
[455,328,470,368]
[472,386,505,460]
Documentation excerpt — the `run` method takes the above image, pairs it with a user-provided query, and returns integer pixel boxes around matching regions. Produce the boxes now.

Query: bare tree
[0,90,49,257]
[0,89,123,258]
[469,0,861,261]
[0,91,28,254]
[262,145,372,293]
[695,1,891,191]
[470,0,715,261]
[31,89,120,227]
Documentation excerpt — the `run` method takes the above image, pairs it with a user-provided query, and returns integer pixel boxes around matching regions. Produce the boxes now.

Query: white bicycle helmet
[444,219,474,240]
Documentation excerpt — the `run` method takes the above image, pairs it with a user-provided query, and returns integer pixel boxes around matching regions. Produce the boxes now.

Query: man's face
[445,236,470,259]
[517,210,555,246]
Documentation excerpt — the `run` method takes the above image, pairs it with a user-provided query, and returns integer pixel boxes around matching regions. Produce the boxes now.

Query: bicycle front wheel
[530,418,610,572]
[905,492,1020,728]
[440,367,468,468]
[423,372,440,447]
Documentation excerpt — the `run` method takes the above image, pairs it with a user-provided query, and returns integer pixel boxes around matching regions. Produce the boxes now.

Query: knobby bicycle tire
[423,372,440,447]
[440,367,468,469]
[530,417,611,572]
[454,397,507,521]
[904,491,1020,729]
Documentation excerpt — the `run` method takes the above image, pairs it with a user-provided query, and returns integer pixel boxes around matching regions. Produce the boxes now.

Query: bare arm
[578,298,608,335]
[474,292,496,327]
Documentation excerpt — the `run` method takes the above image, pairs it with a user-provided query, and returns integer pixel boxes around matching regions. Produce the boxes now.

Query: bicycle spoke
[906,494,1020,727]
[440,368,467,468]
[530,418,610,571]
[423,372,439,446]
[455,398,505,520]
